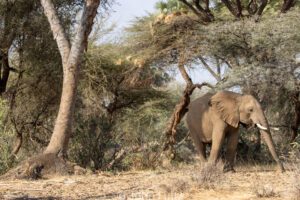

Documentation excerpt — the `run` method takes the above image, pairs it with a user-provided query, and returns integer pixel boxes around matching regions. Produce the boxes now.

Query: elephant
[186,90,284,172]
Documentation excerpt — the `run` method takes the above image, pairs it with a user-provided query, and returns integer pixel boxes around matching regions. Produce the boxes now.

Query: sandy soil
[0,163,299,200]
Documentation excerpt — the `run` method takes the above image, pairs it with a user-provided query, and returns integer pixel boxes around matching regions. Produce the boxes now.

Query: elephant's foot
[223,164,236,173]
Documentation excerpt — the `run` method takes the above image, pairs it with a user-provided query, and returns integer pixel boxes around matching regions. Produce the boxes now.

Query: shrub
[253,185,278,198]
[192,161,224,189]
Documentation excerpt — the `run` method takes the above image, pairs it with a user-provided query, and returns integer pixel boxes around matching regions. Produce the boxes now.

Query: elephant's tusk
[271,127,280,131]
[256,123,268,130]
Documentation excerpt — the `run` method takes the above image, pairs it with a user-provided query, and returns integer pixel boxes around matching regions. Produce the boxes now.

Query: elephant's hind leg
[196,142,207,163]
[189,130,206,163]
[224,129,239,172]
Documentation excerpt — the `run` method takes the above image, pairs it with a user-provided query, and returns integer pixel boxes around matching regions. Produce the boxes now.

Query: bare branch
[199,56,222,82]
[215,55,234,69]
[216,57,221,77]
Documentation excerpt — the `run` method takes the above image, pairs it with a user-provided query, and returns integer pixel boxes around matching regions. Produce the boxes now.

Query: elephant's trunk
[257,119,284,172]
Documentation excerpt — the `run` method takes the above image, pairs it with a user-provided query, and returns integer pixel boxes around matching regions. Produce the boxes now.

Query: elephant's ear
[210,91,240,128]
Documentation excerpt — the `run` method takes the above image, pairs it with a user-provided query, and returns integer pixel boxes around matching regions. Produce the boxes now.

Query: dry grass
[158,179,190,195]
[1,162,299,200]
[192,161,224,189]
[290,162,300,200]
[253,185,278,198]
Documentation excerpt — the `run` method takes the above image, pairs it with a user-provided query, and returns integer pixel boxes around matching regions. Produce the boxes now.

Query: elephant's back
[188,93,213,114]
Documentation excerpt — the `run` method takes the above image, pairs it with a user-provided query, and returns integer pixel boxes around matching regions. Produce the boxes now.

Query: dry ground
[0,163,299,200]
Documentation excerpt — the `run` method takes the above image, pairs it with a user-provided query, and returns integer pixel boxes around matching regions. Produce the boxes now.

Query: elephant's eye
[249,108,254,112]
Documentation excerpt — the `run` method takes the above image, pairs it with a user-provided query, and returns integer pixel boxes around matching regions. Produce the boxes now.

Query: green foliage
[68,40,174,170]
[0,0,84,173]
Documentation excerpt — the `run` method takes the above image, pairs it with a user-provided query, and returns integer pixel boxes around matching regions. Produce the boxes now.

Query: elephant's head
[210,91,284,172]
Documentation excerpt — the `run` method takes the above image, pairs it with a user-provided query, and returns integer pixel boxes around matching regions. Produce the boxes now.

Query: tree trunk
[9,0,101,179]
[43,69,78,155]
[163,57,212,158]
[43,0,100,156]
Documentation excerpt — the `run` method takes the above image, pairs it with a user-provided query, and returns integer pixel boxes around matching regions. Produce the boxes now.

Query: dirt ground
[0,163,299,200]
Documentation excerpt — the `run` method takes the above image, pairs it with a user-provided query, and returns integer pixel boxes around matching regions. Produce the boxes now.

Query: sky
[109,0,158,30]
[106,0,216,85]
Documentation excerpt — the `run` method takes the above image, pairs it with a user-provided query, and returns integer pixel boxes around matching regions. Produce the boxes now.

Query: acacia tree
[13,0,101,178]
[175,0,297,22]
[142,1,299,157]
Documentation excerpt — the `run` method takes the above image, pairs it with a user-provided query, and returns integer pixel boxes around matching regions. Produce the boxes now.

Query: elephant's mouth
[239,122,254,129]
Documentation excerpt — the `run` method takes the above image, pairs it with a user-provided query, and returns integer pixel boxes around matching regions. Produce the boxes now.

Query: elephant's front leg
[208,125,226,164]
[224,129,239,172]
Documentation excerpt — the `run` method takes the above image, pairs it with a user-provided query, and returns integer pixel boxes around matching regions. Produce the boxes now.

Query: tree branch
[178,58,193,86]
[256,0,268,15]
[199,56,222,82]
[221,0,239,17]
[193,0,206,12]
[215,55,234,69]
[67,0,100,68]
[281,0,295,13]
[41,0,71,67]
[163,55,213,155]
[179,0,214,22]
[236,0,243,17]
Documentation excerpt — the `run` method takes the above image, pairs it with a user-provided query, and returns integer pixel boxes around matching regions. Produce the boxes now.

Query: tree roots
[1,153,78,180]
